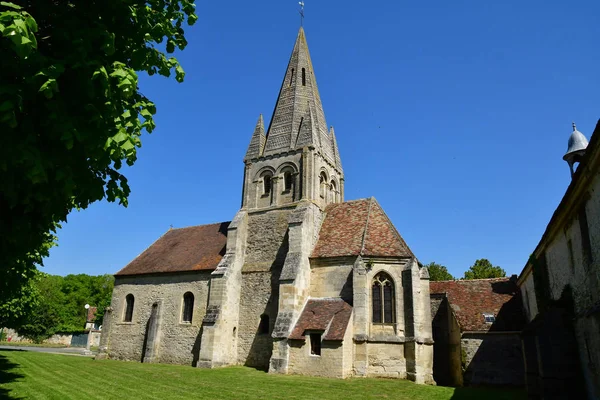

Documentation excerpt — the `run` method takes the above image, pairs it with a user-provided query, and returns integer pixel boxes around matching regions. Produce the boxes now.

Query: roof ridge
[367,197,415,258]
[171,221,231,231]
[359,197,374,256]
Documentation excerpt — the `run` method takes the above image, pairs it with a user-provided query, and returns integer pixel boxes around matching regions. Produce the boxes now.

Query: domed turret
[563,122,589,178]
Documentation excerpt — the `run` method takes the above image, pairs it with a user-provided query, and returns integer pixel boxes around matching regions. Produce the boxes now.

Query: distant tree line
[0,273,114,343]
[423,259,507,281]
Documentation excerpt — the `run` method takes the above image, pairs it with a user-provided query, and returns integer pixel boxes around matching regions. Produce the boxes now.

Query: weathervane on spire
[299,1,305,26]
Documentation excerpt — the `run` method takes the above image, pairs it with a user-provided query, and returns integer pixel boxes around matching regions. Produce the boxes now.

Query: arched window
[290,68,295,86]
[372,273,395,324]
[258,314,269,334]
[319,172,327,199]
[263,174,272,194]
[124,294,134,322]
[182,292,194,323]
[302,68,306,86]
[284,171,293,191]
[330,180,337,203]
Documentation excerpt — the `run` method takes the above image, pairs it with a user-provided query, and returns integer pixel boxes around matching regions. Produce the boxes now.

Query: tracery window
[182,292,194,323]
[124,294,134,322]
[372,273,395,324]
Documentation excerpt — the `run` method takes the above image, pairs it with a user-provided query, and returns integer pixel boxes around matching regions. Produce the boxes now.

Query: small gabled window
[182,292,194,323]
[309,333,322,356]
[124,294,134,322]
[483,313,495,323]
[290,68,295,86]
[301,68,306,86]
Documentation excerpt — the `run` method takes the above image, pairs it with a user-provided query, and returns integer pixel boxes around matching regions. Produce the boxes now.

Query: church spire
[244,114,266,161]
[330,126,342,169]
[263,27,333,161]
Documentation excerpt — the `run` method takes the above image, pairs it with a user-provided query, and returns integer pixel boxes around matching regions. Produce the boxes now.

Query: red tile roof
[115,222,229,276]
[289,299,353,341]
[430,278,526,332]
[311,198,414,259]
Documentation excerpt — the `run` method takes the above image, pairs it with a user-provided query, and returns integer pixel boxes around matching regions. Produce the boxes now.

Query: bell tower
[241,27,344,211]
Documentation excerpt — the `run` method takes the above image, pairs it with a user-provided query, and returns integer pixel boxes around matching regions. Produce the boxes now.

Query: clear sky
[43,0,600,279]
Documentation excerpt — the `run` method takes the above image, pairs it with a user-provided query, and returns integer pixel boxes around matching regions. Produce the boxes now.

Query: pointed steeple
[329,126,342,169]
[244,114,266,161]
[263,27,333,161]
[295,102,317,148]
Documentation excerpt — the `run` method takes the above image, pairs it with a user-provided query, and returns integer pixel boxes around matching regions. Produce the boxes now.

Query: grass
[0,342,69,348]
[0,350,526,400]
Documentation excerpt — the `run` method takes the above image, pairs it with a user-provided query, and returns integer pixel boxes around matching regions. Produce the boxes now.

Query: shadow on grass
[450,385,526,400]
[0,350,25,400]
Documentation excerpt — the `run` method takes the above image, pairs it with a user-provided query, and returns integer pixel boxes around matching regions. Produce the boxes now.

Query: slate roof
[430,277,526,332]
[289,299,352,341]
[311,198,414,259]
[115,222,229,276]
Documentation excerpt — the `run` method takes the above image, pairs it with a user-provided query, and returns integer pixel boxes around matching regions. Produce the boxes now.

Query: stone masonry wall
[107,272,210,365]
[288,340,347,378]
[238,209,290,369]
[309,262,353,302]
[541,172,600,397]
[238,271,279,369]
[461,333,524,386]
[366,342,406,378]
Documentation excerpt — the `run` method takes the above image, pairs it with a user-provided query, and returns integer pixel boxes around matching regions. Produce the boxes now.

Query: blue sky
[44,0,600,279]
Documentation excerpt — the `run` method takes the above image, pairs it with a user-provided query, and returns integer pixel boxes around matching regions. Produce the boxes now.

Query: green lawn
[0,350,526,400]
[0,341,69,348]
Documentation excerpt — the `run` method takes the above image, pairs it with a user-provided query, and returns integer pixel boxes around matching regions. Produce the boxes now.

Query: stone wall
[2,329,101,347]
[366,342,406,378]
[431,295,462,387]
[309,262,353,302]
[519,272,538,322]
[535,172,600,397]
[461,333,524,386]
[237,209,290,369]
[288,335,352,379]
[287,313,353,379]
[106,272,210,365]
[238,271,278,369]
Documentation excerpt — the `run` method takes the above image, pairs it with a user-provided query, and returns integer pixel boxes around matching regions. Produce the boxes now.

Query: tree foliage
[3,273,115,343]
[463,259,506,280]
[424,262,454,281]
[0,1,197,301]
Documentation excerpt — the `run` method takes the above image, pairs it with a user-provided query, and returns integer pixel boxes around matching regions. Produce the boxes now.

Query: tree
[0,1,197,301]
[6,273,115,342]
[0,273,40,331]
[424,262,454,281]
[463,259,506,280]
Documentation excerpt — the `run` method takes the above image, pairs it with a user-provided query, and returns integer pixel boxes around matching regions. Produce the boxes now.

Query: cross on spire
[299,1,305,26]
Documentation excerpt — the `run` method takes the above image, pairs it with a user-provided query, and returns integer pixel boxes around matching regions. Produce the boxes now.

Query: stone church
[98,27,434,384]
